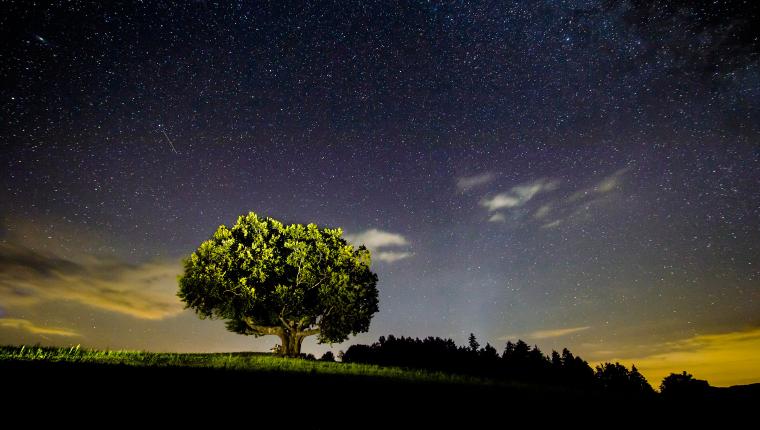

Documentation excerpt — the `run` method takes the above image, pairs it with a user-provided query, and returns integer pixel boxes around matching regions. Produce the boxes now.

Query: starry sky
[1,1,759,386]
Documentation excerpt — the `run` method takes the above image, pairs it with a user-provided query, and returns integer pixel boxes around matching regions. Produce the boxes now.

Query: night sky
[1,1,759,386]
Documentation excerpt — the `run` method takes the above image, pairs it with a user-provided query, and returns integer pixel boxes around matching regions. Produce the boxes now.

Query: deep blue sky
[1,1,758,385]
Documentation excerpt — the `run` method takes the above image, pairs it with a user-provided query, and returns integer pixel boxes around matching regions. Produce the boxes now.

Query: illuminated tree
[178,211,379,357]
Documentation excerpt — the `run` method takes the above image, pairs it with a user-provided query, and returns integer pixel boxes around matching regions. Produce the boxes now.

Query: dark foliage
[343,334,661,397]
[595,362,656,397]
[660,371,711,400]
[3,359,757,424]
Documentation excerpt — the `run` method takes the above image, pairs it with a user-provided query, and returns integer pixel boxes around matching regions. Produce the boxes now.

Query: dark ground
[2,360,757,426]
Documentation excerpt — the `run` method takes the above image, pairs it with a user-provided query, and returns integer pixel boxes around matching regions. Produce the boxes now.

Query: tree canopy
[660,371,711,400]
[177,211,379,356]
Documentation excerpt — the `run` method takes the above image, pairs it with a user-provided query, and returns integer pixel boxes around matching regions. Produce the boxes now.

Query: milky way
[1,1,758,386]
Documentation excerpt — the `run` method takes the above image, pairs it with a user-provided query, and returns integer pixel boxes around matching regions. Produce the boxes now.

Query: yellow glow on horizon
[603,327,760,388]
[0,318,81,337]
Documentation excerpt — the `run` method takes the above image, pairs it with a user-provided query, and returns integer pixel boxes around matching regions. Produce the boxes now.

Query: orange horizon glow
[600,327,760,388]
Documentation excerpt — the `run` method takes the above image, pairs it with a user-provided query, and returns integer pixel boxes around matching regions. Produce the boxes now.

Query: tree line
[341,333,711,399]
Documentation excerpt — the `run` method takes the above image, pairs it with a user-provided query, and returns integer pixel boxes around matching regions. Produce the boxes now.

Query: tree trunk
[278,332,291,357]
[242,317,318,357]
[277,331,310,357]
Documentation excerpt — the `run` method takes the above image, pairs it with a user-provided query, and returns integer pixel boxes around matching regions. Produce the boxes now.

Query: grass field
[0,343,589,423]
[0,344,490,386]
[2,344,755,424]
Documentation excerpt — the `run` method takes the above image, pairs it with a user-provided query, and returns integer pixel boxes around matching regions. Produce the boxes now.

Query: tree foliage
[177,211,379,356]
[343,335,598,387]
[595,362,655,396]
[342,334,668,400]
[660,371,711,400]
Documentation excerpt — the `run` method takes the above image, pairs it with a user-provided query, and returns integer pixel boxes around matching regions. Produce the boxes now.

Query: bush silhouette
[660,371,711,400]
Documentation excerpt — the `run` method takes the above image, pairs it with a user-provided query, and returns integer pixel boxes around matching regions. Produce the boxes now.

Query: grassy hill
[1,345,755,424]
[0,344,607,421]
[0,344,493,385]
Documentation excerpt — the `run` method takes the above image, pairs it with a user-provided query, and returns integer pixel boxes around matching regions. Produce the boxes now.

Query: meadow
[0,344,491,386]
[2,344,754,424]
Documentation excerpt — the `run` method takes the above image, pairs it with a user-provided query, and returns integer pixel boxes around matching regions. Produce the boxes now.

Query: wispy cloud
[596,173,622,193]
[528,326,591,339]
[599,327,760,388]
[534,204,552,219]
[541,220,561,229]
[0,318,80,337]
[481,194,521,211]
[480,178,559,212]
[456,172,495,192]
[488,213,506,223]
[375,251,414,263]
[344,229,413,263]
[344,229,408,249]
[0,242,184,320]
[568,167,630,203]
[520,166,633,229]
[499,326,591,341]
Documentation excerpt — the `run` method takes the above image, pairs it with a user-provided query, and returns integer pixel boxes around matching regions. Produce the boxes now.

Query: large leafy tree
[178,212,379,356]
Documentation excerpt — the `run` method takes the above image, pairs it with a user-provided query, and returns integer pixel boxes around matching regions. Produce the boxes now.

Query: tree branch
[295,259,303,287]
[299,328,320,337]
[324,306,335,317]
[309,274,330,290]
[278,316,293,331]
[296,316,314,331]
[242,317,282,336]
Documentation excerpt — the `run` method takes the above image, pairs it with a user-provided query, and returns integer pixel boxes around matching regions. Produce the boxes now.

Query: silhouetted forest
[2,340,757,423]
[342,333,689,399]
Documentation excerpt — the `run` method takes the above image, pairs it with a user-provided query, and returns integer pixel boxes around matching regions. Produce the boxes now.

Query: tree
[502,341,515,359]
[595,362,632,393]
[178,211,380,356]
[550,350,562,368]
[512,340,530,361]
[481,343,499,360]
[468,333,480,352]
[595,362,655,396]
[629,365,655,395]
[660,371,711,400]
[320,351,335,362]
